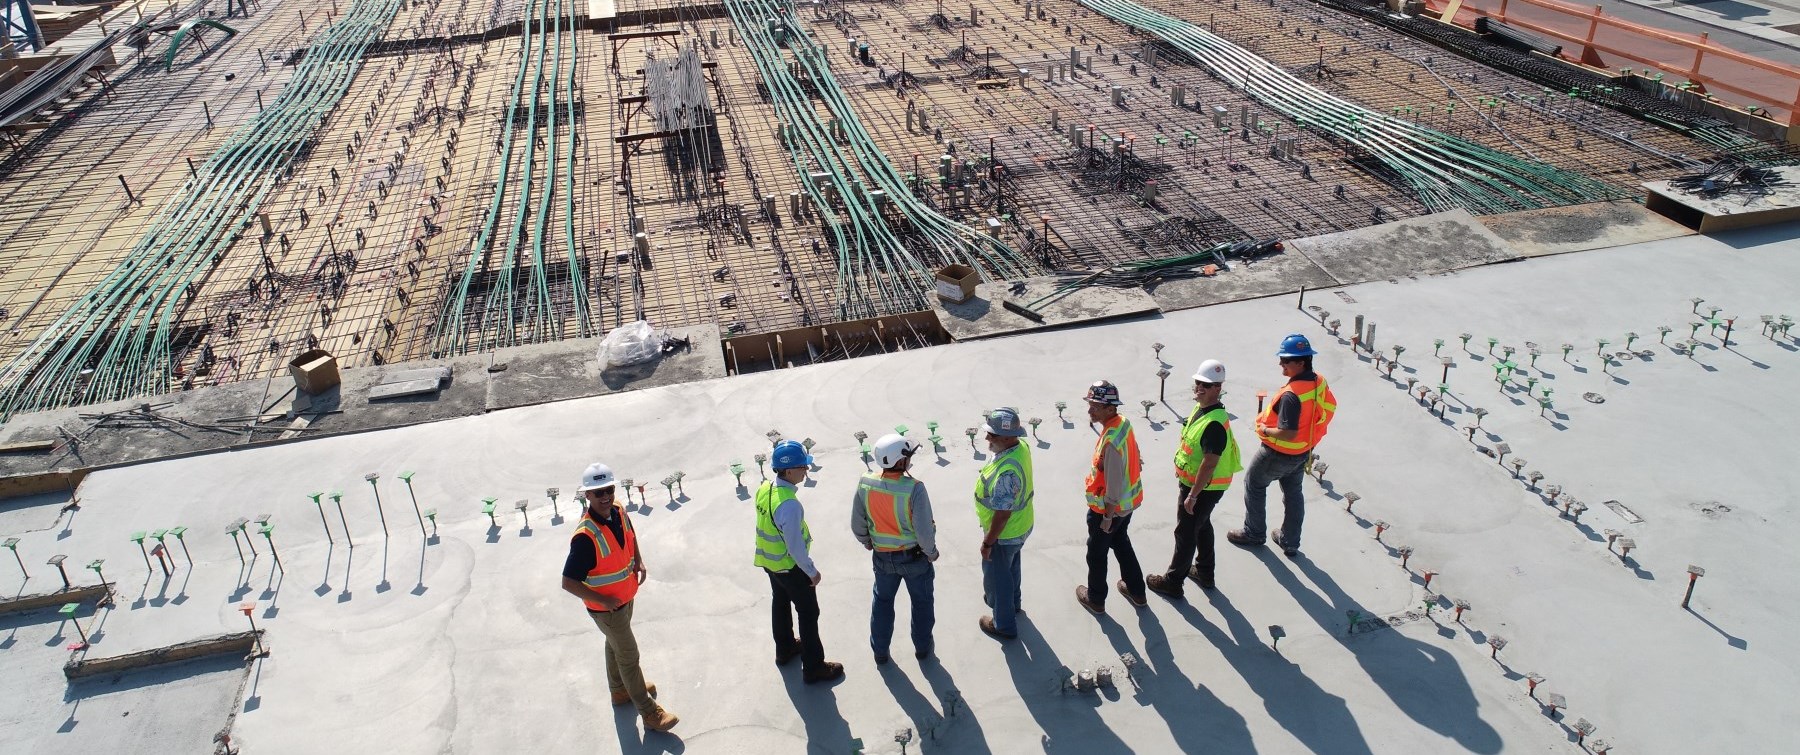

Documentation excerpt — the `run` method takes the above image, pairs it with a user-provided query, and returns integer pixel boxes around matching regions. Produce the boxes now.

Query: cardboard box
[935,264,979,304]
[288,349,341,395]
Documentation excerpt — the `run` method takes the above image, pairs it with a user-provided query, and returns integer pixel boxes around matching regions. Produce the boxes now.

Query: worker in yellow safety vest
[560,462,679,731]
[754,440,844,684]
[1075,380,1147,614]
[1148,360,1242,599]
[852,434,939,664]
[975,407,1034,641]
[1229,334,1337,557]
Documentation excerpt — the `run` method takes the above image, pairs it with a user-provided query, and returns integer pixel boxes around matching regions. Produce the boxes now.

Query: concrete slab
[484,324,726,411]
[1287,209,1519,284]
[376,367,453,386]
[3,228,1798,754]
[367,380,445,402]
[1147,248,1342,312]
[930,277,1161,340]
[1478,200,1695,258]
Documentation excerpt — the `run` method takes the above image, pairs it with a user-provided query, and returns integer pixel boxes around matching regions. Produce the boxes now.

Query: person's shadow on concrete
[1002,619,1132,752]
[1174,592,1374,755]
[1267,551,1503,753]
[611,707,684,755]
[1133,605,1256,753]
[782,669,852,753]
[879,658,993,754]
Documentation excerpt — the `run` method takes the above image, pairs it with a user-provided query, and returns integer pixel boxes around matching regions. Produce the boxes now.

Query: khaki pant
[589,600,654,716]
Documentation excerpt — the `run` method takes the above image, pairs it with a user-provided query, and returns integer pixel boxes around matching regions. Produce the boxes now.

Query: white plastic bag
[597,320,662,370]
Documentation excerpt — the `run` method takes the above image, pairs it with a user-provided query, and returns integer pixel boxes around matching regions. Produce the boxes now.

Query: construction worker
[754,439,845,684]
[1230,334,1338,557]
[1148,360,1241,599]
[560,462,679,732]
[1076,381,1147,614]
[975,407,1034,640]
[852,434,938,663]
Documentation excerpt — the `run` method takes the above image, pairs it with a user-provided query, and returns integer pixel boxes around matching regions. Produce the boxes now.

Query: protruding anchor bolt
[1472,407,1488,427]
[1311,461,1329,480]
[1157,368,1171,399]
[1421,570,1437,588]
[1433,338,1445,356]
[1422,593,1437,616]
[730,462,745,486]
[660,476,676,502]
[1487,635,1507,659]
[1596,338,1610,356]
[965,427,979,448]
[1683,564,1706,608]
[1459,332,1473,351]
[1152,342,1165,361]
[1625,332,1639,350]
[1374,520,1389,541]
[1544,692,1567,718]
[1561,343,1574,361]
[854,430,870,458]
[673,470,687,496]
[1526,470,1544,489]
[1528,347,1541,367]
[767,429,784,446]
[1485,337,1498,354]
[1453,598,1470,622]
[545,487,560,518]
[1591,738,1613,754]
[1603,529,1621,551]
[1141,399,1155,418]
[1691,296,1705,313]
[1396,545,1413,569]
[1268,624,1285,650]
[1028,417,1043,440]
[1055,401,1068,419]
[1328,319,1342,336]
[1526,672,1544,697]
[1494,442,1511,466]
[754,453,769,479]
[1510,458,1527,477]
[1617,538,1636,559]
[1344,491,1360,512]
[1568,500,1587,523]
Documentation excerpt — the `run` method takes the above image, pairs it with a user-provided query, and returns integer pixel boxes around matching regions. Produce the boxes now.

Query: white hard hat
[576,462,617,492]
[872,433,921,470]
[1192,359,1227,384]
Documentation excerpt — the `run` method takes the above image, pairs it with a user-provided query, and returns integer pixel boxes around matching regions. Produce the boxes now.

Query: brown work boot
[979,615,1016,640]
[804,661,845,684]
[1226,529,1265,548]
[1188,565,1216,590]
[642,706,680,732]
[1116,579,1148,608]
[1075,586,1105,614]
[1145,573,1184,600]
[612,682,657,706]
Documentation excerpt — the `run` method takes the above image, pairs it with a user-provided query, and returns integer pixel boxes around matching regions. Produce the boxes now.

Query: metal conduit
[723,0,1042,320]
[0,0,406,419]
[1082,0,1626,214]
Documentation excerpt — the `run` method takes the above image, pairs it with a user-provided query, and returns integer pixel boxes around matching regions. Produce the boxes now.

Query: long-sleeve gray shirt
[771,479,817,578]
[850,473,938,559]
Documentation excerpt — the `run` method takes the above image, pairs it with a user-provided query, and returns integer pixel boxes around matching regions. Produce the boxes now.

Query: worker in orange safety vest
[1229,334,1337,557]
[1075,380,1148,614]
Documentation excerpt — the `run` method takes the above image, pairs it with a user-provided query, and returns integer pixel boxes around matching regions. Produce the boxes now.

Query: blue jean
[1241,446,1311,547]
[871,550,935,656]
[982,542,1023,635]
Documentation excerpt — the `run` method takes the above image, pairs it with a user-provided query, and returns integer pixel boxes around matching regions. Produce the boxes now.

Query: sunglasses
[1279,358,1304,365]
[587,487,616,499]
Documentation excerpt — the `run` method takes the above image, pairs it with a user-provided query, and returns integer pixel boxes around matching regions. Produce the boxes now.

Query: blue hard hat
[771,439,812,470]
[1278,333,1316,358]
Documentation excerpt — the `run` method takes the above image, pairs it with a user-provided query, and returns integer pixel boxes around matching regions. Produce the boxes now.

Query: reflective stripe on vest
[860,473,918,551]
[1175,405,1244,491]
[575,509,639,611]
[1259,376,1338,455]
[975,443,1035,541]
[753,481,811,571]
[1085,416,1144,513]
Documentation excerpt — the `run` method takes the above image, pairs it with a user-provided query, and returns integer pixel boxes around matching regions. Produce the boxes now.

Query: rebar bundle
[723,0,1042,320]
[1082,0,1626,214]
[0,0,406,419]
[645,45,712,132]
[1667,161,1787,200]
[432,0,590,356]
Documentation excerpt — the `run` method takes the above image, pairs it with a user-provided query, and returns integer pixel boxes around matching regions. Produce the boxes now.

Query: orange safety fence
[1424,0,1800,125]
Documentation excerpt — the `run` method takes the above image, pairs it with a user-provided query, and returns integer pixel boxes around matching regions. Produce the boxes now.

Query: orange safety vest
[1084,415,1144,514]
[574,507,639,611]
[859,471,920,552]
[1259,375,1337,455]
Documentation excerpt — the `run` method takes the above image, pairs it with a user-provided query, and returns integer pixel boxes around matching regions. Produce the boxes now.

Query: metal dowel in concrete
[1526,672,1544,697]
[118,175,136,203]
[401,473,426,533]
[1440,357,1453,384]
[364,474,390,539]
[1055,401,1068,421]
[1658,325,1673,343]
[1028,418,1042,441]
[240,602,263,654]
[48,554,69,589]
[1152,341,1165,362]
[1572,718,1595,745]
[1373,520,1388,541]
[1,537,24,577]
[545,487,560,520]
[307,493,332,543]
[1157,368,1170,400]
[202,101,214,129]
[1487,635,1507,659]
[1343,492,1360,512]
[1616,538,1636,560]
[61,603,90,646]
[1297,286,1306,311]
[515,500,530,528]
[1422,570,1437,588]
[1493,443,1511,467]
[259,524,282,571]
[330,492,352,546]
[86,559,105,587]
[170,527,191,565]
[1395,545,1413,569]
[1140,400,1155,419]
[1453,599,1470,622]
[225,521,246,563]
[1544,692,1566,718]
[1683,564,1705,607]
[1353,315,1365,350]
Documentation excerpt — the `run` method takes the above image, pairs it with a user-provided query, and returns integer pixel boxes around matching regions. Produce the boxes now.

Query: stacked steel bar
[432,0,589,356]
[723,0,1040,320]
[1083,0,1625,213]
[0,0,405,419]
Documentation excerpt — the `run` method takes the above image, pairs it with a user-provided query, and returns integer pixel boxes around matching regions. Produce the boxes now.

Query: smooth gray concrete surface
[2,225,1798,754]
[1287,209,1520,284]
[930,277,1161,340]
[1478,201,1695,257]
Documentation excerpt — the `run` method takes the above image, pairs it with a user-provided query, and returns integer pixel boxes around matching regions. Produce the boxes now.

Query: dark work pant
[1167,484,1225,585]
[767,568,826,674]
[870,549,935,657]
[1241,446,1311,547]
[1086,510,1145,603]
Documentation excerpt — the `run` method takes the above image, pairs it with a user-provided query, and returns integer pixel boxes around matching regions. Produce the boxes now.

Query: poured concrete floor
[3,225,1798,754]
